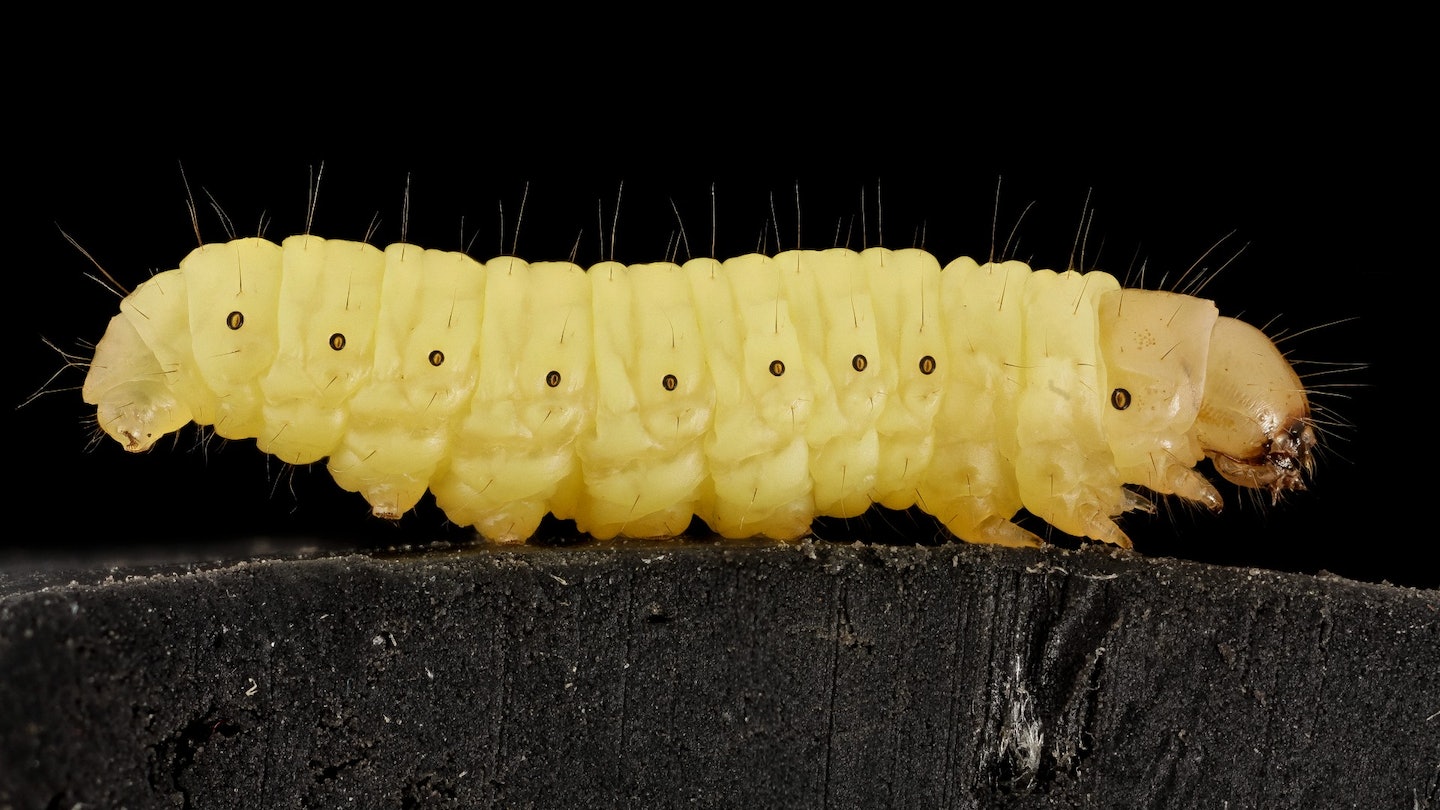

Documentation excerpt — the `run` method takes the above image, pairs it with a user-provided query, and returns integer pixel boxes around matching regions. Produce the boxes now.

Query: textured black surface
[3,541,1436,808]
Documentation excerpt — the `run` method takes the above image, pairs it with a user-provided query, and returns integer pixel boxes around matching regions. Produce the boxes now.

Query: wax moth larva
[80,232,1315,548]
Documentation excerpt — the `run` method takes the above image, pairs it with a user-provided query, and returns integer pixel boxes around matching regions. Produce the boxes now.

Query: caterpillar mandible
[82,234,1314,549]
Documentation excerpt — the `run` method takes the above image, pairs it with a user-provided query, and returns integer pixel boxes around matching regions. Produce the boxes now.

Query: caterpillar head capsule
[1195,317,1316,501]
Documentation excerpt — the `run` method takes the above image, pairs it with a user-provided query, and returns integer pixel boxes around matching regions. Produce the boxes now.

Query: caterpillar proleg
[82,233,1315,549]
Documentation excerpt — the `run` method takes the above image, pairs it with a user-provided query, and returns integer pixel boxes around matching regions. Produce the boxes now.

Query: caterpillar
[81,234,1314,549]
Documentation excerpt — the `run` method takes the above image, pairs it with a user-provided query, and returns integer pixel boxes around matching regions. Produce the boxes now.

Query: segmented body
[84,235,1314,548]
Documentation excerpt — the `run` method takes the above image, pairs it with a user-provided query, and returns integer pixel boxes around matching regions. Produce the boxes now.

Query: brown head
[1194,317,1316,501]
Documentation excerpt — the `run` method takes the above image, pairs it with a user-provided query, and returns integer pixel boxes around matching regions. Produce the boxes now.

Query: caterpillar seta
[79,217,1315,549]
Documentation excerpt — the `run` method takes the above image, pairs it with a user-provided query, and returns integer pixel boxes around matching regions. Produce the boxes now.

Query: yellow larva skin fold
[83,235,1315,548]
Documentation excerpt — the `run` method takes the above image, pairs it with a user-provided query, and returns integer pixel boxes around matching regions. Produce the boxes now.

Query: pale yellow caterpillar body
[83,235,1315,549]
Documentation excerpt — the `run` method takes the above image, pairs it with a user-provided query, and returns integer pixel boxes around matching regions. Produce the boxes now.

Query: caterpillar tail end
[93,381,193,454]
[83,314,192,454]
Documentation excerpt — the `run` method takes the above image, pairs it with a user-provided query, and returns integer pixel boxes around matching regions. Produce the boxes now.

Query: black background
[6,40,1413,585]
